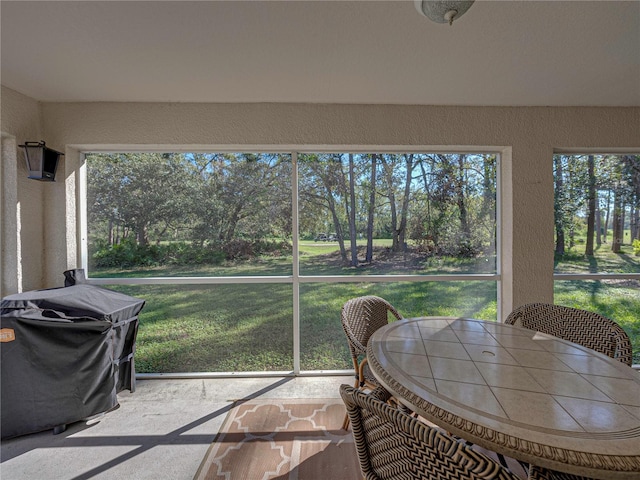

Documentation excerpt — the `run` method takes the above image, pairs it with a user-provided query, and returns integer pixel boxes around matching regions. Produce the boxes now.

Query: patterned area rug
[194,398,360,480]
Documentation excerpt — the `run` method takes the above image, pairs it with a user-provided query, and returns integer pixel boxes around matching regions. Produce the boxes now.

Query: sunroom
[1,1,639,479]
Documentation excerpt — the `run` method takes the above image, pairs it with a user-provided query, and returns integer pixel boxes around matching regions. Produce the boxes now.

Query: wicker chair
[341,295,403,429]
[503,304,611,480]
[340,384,523,480]
[505,303,632,366]
[527,465,594,480]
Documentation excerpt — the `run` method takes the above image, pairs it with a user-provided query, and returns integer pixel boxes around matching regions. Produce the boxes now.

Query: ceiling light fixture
[414,0,475,25]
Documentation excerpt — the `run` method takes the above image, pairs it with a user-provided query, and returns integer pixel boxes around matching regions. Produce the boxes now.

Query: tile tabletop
[367,317,640,480]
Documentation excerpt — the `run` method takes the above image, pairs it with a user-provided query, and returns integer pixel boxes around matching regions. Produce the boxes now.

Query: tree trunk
[585,155,596,255]
[621,202,627,246]
[603,190,611,243]
[366,155,377,263]
[136,222,149,246]
[481,155,495,218]
[223,205,243,244]
[612,189,623,253]
[348,154,358,267]
[419,159,436,250]
[108,218,114,246]
[397,154,414,251]
[568,164,575,249]
[326,188,347,262]
[596,205,602,247]
[456,154,470,244]
[381,159,399,251]
[554,156,565,255]
[622,154,640,241]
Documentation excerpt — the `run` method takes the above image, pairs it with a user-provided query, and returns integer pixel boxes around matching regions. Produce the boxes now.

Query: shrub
[633,239,640,256]
[92,237,161,268]
[91,237,292,268]
[91,239,226,268]
[222,239,254,260]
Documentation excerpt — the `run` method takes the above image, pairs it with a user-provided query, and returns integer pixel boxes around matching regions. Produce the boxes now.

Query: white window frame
[552,149,640,369]
[552,149,640,287]
[79,145,503,377]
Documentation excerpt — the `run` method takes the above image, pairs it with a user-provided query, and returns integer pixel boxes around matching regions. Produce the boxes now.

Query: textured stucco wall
[2,87,639,313]
[0,87,45,294]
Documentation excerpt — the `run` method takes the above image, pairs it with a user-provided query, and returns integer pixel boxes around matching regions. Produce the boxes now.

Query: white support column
[499,147,513,321]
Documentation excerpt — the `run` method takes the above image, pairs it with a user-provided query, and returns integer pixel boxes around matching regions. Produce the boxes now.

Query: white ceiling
[1,0,639,106]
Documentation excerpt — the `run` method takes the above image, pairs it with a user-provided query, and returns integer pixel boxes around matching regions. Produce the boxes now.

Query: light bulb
[444,9,457,25]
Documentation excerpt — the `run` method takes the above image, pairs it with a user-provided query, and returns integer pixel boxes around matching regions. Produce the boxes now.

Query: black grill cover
[1,285,145,439]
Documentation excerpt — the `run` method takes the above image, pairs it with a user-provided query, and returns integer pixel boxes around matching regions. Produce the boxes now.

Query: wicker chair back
[505,303,632,366]
[340,384,522,480]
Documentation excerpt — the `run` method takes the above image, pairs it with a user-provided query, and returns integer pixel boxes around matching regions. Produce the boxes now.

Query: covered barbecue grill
[1,281,144,438]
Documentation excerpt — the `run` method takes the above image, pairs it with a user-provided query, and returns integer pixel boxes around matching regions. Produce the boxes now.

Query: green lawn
[555,243,639,364]
[95,241,639,372]
[107,280,497,372]
[554,280,639,365]
[554,243,639,274]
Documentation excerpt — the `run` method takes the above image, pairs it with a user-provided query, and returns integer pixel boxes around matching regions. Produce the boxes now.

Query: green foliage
[633,239,640,256]
[83,152,639,372]
[92,237,153,268]
[86,151,500,274]
[553,154,640,253]
[87,152,292,254]
[222,238,292,260]
[92,238,224,268]
[91,238,291,268]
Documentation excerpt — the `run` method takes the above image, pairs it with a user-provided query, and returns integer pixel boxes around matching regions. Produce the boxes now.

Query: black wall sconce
[19,141,64,181]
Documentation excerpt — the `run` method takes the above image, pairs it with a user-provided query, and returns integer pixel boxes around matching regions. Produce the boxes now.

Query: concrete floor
[0,375,352,480]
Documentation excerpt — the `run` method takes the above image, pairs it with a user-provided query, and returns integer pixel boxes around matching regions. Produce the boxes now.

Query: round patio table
[367,317,640,480]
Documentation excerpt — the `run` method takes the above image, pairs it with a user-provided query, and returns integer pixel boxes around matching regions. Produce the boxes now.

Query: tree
[602,189,612,244]
[585,155,596,256]
[379,156,400,250]
[365,154,378,263]
[551,154,640,255]
[378,154,415,253]
[605,155,639,253]
[398,154,415,252]
[298,154,348,261]
[415,154,445,252]
[347,154,358,267]
[87,154,126,246]
[612,187,623,253]
[87,153,193,247]
[190,153,291,248]
[621,155,640,241]
[454,154,471,250]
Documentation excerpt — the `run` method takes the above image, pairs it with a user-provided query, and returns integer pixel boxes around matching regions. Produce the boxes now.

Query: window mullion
[292,152,300,374]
